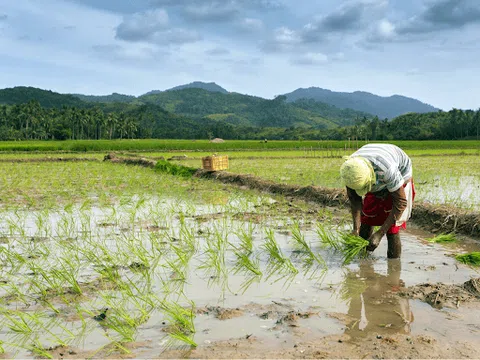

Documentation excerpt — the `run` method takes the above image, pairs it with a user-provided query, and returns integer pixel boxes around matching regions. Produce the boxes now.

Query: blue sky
[0,0,479,109]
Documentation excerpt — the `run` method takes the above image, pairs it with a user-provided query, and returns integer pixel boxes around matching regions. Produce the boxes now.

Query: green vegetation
[455,252,480,266]
[2,86,478,141]
[428,233,457,243]
[154,160,197,178]
[339,234,369,265]
[0,147,479,357]
[0,139,478,152]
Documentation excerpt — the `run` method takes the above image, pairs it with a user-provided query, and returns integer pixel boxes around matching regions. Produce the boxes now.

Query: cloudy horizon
[1,0,479,110]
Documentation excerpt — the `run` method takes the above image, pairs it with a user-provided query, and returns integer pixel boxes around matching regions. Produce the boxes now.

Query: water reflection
[344,260,413,336]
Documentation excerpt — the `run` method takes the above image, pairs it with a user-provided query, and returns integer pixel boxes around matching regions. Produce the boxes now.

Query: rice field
[171,153,480,210]
[0,142,479,358]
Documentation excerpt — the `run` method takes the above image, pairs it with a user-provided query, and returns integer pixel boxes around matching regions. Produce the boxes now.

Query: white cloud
[292,52,328,65]
[116,9,169,41]
[237,17,264,31]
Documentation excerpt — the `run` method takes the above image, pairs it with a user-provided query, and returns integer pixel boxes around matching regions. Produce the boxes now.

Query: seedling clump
[428,233,457,243]
[339,233,369,265]
[154,161,197,178]
[456,252,480,266]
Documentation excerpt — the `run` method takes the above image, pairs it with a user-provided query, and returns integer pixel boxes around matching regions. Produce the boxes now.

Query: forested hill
[144,81,229,96]
[0,86,372,129]
[283,87,439,119]
[138,89,354,128]
[71,93,136,104]
[0,86,86,108]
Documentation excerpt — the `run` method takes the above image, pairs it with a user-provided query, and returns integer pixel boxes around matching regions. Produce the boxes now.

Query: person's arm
[346,187,362,235]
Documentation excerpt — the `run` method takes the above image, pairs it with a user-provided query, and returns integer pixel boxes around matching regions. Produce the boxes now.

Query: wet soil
[400,278,480,309]
[159,333,480,359]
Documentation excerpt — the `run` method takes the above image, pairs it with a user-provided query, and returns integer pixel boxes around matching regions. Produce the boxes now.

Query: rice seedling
[160,299,197,347]
[234,226,255,255]
[339,233,369,265]
[428,233,457,243]
[316,223,340,251]
[455,252,480,266]
[261,228,298,277]
[290,221,326,269]
[232,249,262,277]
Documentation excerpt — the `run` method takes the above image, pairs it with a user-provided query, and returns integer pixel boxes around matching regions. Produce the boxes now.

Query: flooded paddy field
[0,159,479,359]
[173,153,480,210]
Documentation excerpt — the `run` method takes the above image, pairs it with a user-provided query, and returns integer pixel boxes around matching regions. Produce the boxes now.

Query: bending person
[340,144,415,258]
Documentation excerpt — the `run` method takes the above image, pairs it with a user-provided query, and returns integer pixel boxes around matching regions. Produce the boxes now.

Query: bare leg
[359,223,373,240]
[387,233,401,259]
[360,223,381,252]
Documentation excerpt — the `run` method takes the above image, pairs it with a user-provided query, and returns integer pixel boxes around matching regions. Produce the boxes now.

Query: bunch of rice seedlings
[154,160,197,178]
[339,233,369,265]
[428,233,457,243]
[316,223,340,250]
[455,252,480,266]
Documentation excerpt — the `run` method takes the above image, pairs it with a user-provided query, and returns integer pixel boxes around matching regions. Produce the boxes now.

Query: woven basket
[202,155,229,171]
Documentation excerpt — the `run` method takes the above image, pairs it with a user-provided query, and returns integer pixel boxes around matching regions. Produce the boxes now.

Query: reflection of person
[340,144,415,258]
[345,260,413,336]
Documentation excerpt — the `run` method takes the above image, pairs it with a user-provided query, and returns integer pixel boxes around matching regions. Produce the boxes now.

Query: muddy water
[0,198,479,358]
[127,229,480,357]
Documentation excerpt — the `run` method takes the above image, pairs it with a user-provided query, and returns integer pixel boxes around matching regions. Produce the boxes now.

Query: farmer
[340,144,415,258]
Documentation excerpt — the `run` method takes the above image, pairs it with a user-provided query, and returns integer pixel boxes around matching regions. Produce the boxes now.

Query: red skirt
[361,181,416,235]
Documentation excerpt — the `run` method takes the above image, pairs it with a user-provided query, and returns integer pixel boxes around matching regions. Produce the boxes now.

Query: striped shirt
[351,144,412,193]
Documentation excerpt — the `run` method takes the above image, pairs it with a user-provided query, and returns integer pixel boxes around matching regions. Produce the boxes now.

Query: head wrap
[340,156,376,196]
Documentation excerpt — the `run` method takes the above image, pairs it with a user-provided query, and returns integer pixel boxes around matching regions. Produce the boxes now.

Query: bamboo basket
[202,155,229,171]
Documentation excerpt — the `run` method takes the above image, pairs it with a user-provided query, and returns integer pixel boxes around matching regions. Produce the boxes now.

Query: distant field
[0,139,478,152]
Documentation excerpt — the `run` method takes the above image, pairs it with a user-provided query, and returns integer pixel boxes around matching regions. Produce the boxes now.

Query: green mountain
[290,98,373,126]
[283,87,439,119]
[138,89,340,129]
[0,85,374,131]
[143,81,228,96]
[0,86,86,108]
[71,92,136,104]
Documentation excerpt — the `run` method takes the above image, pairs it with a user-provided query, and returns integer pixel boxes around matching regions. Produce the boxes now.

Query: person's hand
[351,229,360,237]
[366,230,384,251]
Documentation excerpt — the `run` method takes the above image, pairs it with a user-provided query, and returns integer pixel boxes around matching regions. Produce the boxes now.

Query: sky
[0,0,479,110]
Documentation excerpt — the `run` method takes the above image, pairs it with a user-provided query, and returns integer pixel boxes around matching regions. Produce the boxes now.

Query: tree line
[0,100,479,141]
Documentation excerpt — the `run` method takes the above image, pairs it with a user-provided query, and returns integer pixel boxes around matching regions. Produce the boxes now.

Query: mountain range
[0,82,440,131]
[283,87,439,119]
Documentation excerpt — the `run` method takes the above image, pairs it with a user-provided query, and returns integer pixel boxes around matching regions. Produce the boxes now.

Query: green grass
[0,139,478,152]
[428,233,457,243]
[455,252,480,266]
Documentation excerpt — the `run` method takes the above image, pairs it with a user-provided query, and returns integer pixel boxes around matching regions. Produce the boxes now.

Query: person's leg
[360,223,381,251]
[359,223,373,240]
[387,232,401,259]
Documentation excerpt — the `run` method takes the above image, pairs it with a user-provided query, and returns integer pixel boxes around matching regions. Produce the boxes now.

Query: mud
[104,153,156,168]
[159,332,480,359]
[401,278,480,309]
[197,306,244,320]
